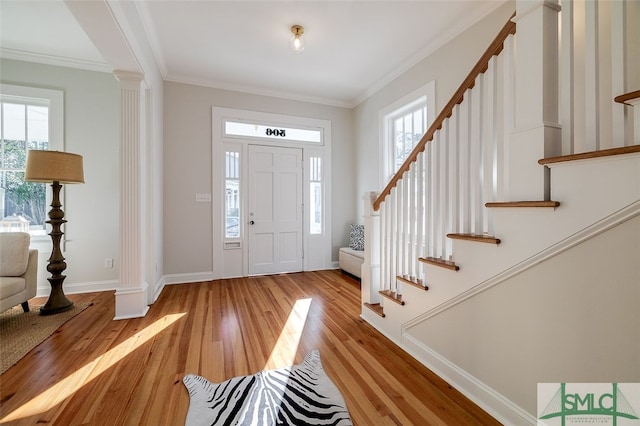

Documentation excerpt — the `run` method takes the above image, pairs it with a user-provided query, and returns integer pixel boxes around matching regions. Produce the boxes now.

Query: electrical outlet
[104,258,113,268]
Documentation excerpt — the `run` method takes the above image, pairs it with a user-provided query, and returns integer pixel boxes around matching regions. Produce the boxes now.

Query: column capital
[114,70,144,89]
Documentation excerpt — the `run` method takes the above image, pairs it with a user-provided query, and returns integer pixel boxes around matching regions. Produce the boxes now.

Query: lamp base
[40,275,74,315]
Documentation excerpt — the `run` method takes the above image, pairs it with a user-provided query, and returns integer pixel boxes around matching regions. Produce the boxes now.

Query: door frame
[212,107,332,278]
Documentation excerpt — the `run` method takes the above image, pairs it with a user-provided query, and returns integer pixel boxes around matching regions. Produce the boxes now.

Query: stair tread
[538,145,640,165]
[447,233,501,244]
[418,257,460,271]
[379,290,405,305]
[363,302,385,317]
[397,275,429,291]
[485,200,560,208]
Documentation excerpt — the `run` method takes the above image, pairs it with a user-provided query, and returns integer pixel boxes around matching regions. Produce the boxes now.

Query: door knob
[249,220,255,225]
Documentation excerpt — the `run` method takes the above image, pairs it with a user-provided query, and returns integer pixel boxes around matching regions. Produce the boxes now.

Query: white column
[114,71,149,320]
[508,0,561,200]
[362,192,380,305]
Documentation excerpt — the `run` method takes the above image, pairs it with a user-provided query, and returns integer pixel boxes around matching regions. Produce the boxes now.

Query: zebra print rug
[183,350,352,425]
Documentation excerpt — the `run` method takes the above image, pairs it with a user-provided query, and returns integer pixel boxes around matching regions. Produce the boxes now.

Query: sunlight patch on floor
[1,313,185,423]
[263,298,312,370]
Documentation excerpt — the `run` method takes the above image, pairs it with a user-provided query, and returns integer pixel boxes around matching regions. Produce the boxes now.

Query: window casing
[224,121,322,144]
[0,85,63,239]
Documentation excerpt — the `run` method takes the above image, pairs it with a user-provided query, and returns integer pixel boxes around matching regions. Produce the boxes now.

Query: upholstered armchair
[0,232,38,312]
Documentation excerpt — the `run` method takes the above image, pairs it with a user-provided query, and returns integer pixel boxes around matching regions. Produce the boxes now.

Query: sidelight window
[225,150,240,238]
[309,156,322,234]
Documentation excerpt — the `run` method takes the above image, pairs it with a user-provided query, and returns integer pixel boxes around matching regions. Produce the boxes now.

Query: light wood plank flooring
[0,270,499,425]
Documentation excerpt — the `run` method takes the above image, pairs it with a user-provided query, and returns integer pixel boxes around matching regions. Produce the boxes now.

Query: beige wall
[163,82,354,276]
[0,58,120,291]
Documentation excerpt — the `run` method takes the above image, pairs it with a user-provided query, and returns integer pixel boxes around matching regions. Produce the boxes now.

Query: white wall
[0,58,120,294]
[407,214,640,415]
[163,82,354,277]
[353,1,515,219]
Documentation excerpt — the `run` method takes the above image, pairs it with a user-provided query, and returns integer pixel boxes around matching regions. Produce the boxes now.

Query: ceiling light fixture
[289,25,305,52]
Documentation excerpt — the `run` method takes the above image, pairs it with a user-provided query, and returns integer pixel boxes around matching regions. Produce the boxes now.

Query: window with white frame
[225,149,240,238]
[309,156,322,235]
[381,81,435,186]
[0,85,63,237]
[224,121,322,144]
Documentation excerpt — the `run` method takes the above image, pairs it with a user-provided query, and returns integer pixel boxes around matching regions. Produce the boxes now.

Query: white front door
[248,145,303,275]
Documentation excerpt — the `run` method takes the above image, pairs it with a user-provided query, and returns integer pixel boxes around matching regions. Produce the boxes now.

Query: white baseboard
[359,310,532,423]
[150,277,165,303]
[402,333,536,425]
[163,272,215,285]
[36,279,118,297]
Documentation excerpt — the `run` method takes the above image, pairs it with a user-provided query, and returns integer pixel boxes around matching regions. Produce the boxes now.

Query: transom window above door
[224,121,322,144]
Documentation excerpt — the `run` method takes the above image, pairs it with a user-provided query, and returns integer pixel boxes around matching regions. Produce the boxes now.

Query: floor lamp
[25,150,84,315]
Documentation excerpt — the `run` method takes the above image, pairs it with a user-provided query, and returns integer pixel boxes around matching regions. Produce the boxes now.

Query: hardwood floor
[0,270,499,425]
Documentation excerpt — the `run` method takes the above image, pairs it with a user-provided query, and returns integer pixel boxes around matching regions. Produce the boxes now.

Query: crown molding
[0,47,112,74]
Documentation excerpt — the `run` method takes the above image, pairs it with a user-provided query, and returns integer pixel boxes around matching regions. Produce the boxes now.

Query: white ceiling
[0,0,505,107]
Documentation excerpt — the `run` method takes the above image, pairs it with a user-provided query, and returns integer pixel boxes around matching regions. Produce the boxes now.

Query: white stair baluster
[469,77,483,235]
[416,150,425,281]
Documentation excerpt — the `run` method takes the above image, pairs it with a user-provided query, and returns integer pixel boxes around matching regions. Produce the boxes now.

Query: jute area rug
[183,349,353,425]
[0,302,90,375]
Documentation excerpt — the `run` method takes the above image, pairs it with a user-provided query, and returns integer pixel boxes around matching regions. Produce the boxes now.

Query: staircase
[360,2,640,424]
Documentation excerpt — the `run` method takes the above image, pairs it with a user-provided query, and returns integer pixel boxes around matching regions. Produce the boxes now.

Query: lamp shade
[24,150,85,184]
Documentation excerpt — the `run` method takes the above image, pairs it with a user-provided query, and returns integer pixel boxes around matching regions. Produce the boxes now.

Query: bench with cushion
[339,224,364,279]
[0,232,38,312]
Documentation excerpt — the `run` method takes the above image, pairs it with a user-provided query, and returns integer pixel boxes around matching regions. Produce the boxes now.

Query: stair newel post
[508,0,561,201]
[362,192,381,306]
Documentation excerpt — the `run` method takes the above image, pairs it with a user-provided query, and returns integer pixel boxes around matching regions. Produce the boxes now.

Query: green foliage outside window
[1,139,48,227]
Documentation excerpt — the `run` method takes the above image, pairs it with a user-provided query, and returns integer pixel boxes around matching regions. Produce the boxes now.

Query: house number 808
[265,128,286,137]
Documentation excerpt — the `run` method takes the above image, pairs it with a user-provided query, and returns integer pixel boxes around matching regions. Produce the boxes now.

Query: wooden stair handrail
[373,12,516,211]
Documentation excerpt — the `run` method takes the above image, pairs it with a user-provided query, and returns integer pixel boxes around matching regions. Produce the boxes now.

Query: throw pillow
[349,224,364,251]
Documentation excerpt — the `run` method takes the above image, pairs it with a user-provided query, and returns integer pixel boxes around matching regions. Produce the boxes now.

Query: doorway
[212,107,332,279]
